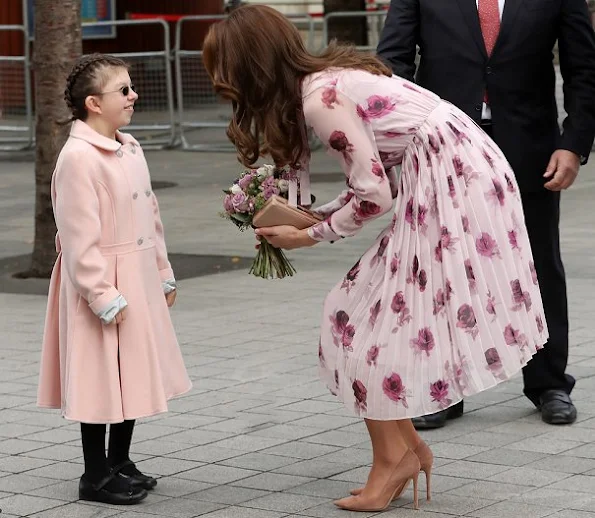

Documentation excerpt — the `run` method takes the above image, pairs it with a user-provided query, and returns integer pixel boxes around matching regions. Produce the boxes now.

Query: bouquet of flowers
[221,164,299,279]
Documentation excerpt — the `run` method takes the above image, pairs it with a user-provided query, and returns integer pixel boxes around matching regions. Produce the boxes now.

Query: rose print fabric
[302,69,547,420]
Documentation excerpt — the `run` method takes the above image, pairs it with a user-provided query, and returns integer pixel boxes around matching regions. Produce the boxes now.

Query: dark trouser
[482,121,575,406]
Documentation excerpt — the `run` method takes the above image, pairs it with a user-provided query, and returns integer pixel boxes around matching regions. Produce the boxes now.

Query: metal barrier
[0,25,33,151]
[174,14,316,151]
[81,19,176,149]
[322,10,387,52]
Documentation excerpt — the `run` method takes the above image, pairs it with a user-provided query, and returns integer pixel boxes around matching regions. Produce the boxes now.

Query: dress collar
[70,120,139,151]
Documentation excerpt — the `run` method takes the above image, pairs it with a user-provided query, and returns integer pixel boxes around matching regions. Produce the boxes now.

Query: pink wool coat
[37,121,192,424]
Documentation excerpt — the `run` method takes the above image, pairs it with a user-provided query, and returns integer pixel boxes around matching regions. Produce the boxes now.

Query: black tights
[81,420,135,483]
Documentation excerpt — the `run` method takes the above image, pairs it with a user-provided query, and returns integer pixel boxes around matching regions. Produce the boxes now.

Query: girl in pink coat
[37,54,192,505]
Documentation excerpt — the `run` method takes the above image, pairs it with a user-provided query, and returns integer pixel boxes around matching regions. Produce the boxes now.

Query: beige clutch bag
[252,195,323,229]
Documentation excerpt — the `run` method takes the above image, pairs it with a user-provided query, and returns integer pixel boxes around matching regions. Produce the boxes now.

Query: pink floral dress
[303,68,547,420]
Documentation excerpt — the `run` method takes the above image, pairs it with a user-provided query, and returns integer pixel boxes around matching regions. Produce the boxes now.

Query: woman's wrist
[300,228,318,247]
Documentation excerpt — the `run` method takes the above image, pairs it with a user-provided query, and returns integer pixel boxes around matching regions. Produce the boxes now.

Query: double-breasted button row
[115,149,123,158]
[132,189,151,200]
[137,237,144,245]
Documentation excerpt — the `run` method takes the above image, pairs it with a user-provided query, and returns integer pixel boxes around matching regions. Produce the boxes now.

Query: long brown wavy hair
[202,4,391,169]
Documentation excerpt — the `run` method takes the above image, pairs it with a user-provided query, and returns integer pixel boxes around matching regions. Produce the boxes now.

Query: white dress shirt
[477,0,505,119]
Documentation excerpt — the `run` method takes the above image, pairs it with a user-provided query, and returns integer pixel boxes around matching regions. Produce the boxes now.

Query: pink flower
[465,259,476,292]
[434,242,443,263]
[483,148,495,168]
[355,200,382,221]
[321,82,340,109]
[430,380,452,408]
[353,380,368,413]
[262,186,280,200]
[371,159,385,180]
[238,172,255,190]
[366,345,380,366]
[486,179,505,206]
[536,314,545,334]
[508,229,519,250]
[369,300,382,328]
[342,324,356,351]
[391,291,407,314]
[330,310,350,348]
[441,226,459,253]
[485,347,502,371]
[457,304,478,338]
[447,176,457,201]
[511,279,532,311]
[417,204,428,233]
[223,194,235,214]
[231,192,250,212]
[505,173,516,193]
[504,324,527,348]
[476,232,500,258]
[405,197,415,230]
[453,156,465,177]
[486,291,497,317]
[462,215,470,233]
[382,373,408,407]
[428,133,440,154]
[341,260,360,293]
[433,289,446,316]
[446,121,471,146]
[390,254,400,278]
[410,327,435,356]
[418,269,427,292]
[328,130,355,165]
[357,95,396,122]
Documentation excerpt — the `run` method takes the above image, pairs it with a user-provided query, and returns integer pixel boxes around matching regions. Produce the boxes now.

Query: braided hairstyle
[64,53,129,122]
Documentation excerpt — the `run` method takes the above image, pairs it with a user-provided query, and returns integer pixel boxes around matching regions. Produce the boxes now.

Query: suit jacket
[377,0,595,192]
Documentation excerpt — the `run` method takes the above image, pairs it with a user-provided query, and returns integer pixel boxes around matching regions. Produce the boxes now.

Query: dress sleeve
[304,87,394,242]
[53,151,124,317]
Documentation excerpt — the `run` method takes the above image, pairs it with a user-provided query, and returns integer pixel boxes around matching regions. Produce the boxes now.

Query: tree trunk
[26,0,81,278]
[323,0,368,47]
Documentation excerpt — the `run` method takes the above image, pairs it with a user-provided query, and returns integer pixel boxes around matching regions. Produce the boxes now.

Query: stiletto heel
[413,471,419,510]
[334,449,421,512]
[424,465,432,501]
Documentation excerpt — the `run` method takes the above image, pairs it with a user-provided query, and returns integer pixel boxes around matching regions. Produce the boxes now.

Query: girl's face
[87,67,138,131]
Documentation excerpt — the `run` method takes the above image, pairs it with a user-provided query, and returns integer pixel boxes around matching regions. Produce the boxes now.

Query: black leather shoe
[111,460,157,490]
[538,390,577,425]
[412,400,465,430]
[79,473,148,505]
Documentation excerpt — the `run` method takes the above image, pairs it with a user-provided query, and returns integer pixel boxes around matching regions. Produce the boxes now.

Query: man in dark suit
[377,0,595,427]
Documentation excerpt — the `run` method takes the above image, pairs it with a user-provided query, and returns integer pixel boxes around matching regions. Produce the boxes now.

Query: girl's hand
[166,290,177,307]
[255,226,317,250]
[113,307,127,325]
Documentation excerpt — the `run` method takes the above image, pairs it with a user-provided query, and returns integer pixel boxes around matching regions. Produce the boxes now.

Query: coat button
[132,192,138,199]
[145,190,151,197]
[486,66,493,75]
[131,146,136,154]
[137,237,144,245]
[116,149,123,157]
[475,104,482,111]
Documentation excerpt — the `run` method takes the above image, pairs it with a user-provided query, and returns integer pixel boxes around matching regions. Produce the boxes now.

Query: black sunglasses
[95,84,136,96]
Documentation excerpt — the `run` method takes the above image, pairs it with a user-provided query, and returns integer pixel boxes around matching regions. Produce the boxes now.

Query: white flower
[256,164,275,179]
[278,179,289,193]
[230,184,243,194]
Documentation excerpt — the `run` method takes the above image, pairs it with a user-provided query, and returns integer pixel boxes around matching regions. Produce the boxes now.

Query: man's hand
[166,290,177,308]
[543,150,580,191]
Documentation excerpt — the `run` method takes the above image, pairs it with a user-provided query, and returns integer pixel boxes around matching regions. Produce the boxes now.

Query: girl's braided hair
[64,53,129,122]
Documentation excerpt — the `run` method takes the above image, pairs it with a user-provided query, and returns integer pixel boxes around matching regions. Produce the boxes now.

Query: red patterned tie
[478,0,501,102]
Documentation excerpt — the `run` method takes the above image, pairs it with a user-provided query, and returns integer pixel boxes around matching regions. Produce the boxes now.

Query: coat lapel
[456,0,488,59]
[491,0,525,56]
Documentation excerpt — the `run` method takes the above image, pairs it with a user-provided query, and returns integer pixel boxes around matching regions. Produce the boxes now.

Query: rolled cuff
[163,278,176,294]
[96,294,128,325]
[307,219,342,243]
[88,286,123,316]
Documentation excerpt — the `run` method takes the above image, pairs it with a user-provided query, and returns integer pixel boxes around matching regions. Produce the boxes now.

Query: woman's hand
[255,225,317,250]
[112,307,127,325]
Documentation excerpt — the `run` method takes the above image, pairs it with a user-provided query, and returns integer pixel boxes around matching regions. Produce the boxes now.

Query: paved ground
[0,141,594,518]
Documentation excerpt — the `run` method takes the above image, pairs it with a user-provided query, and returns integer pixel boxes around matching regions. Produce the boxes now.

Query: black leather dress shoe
[539,390,577,425]
[79,473,147,505]
[412,400,465,430]
[111,460,157,490]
